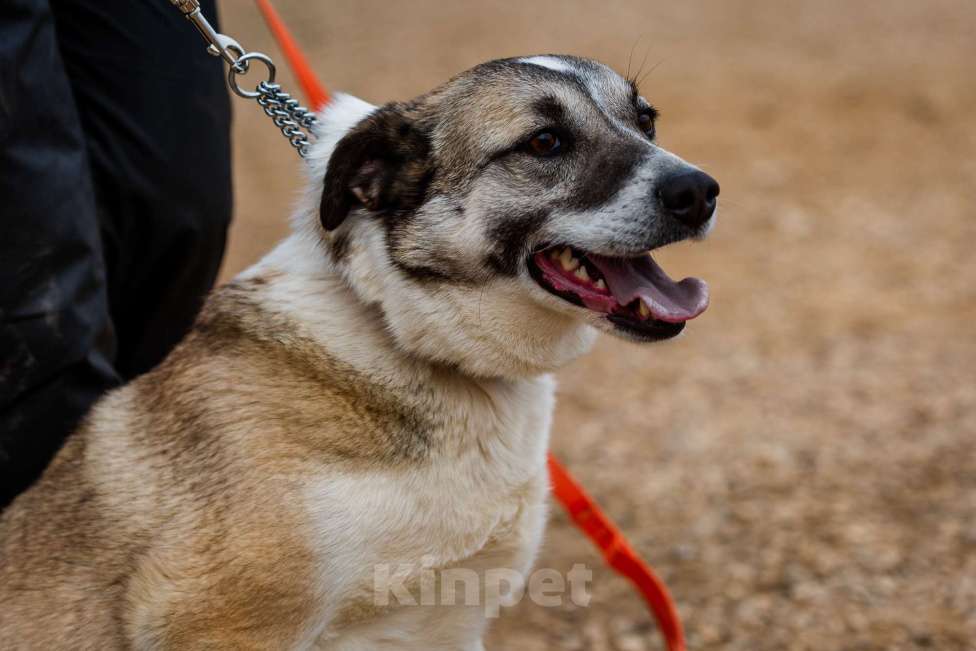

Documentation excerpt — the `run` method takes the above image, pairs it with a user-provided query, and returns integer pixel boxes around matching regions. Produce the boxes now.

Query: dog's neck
[236,231,551,401]
[233,231,564,463]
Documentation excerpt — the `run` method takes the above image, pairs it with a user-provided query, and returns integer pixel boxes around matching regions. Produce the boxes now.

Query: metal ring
[227,52,276,99]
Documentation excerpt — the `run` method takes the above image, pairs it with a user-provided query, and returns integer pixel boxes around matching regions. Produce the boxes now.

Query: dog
[0,55,718,649]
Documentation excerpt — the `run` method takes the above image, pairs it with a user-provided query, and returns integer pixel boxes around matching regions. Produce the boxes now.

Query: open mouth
[528,245,709,341]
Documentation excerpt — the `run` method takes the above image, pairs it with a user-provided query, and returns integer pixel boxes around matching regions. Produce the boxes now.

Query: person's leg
[0,0,120,507]
[52,0,233,380]
[0,0,233,507]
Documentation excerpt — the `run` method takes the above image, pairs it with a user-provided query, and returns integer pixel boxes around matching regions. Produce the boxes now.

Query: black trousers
[0,0,232,507]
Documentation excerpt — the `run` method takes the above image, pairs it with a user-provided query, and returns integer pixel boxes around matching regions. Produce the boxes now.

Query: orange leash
[252,2,686,648]
[548,456,686,651]
[253,0,329,110]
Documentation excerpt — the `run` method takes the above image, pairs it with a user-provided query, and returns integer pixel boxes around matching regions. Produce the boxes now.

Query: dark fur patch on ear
[319,104,433,231]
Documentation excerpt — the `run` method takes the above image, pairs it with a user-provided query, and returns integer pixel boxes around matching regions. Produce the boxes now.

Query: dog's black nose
[658,170,720,228]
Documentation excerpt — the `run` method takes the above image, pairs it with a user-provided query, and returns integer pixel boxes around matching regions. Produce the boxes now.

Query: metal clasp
[170,0,245,69]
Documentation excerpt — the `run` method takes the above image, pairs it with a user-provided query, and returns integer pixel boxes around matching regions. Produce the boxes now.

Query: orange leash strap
[255,0,329,111]
[548,455,686,651]
[252,2,686,648]
[253,0,329,109]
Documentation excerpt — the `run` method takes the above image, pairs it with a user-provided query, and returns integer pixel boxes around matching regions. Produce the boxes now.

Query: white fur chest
[301,374,556,644]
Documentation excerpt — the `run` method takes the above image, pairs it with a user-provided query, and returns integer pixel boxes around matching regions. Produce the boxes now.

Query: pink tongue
[588,254,709,323]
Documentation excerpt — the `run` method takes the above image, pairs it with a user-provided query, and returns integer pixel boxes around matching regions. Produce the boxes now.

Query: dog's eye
[526,131,562,157]
[638,112,656,139]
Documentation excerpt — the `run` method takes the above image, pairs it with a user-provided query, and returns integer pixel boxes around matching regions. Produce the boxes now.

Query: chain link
[255,82,318,157]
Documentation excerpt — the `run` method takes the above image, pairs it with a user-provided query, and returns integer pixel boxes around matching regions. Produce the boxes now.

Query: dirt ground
[219,2,975,649]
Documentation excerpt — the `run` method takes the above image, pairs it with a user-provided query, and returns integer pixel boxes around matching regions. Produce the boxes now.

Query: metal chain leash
[170,0,317,158]
[255,82,316,156]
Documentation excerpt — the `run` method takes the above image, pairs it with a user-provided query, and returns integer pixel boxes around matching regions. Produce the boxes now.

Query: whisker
[637,58,666,87]
[625,34,648,82]
[633,47,652,86]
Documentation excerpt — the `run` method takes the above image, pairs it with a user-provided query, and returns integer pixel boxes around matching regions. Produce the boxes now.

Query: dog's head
[310,55,718,378]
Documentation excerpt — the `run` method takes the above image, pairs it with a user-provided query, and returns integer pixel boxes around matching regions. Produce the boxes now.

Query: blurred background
[221,2,975,649]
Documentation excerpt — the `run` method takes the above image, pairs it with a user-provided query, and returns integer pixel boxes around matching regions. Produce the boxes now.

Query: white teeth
[574,266,590,281]
[594,278,607,291]
[638,300,651,319]
[559,247,580,272]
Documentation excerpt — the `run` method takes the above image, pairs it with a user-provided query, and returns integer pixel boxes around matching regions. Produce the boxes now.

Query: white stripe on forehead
[516,56,622,111]
[517,55,576,74]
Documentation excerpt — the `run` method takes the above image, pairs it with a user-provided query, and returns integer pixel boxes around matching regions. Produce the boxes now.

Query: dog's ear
[319,105,433,231]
